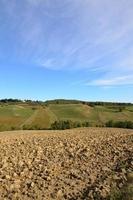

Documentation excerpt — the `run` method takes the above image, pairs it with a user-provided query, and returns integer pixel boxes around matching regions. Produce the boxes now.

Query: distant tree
[82,121,90,127]
[105,120,114,127]
[32,107,37,110]
[118,106,125,112]
[126,121,133,129]
[11,126,17,131]
[89,103,95,107]
[73,121,81,128]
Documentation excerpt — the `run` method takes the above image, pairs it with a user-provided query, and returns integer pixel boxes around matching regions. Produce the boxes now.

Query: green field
[0,103,133,131]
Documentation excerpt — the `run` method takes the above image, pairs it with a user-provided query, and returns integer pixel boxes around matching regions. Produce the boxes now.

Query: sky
[0,0,133,102]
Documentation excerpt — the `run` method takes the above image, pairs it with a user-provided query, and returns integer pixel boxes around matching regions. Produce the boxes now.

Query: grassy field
[0,105,34,131]
[49,104,92,121]
[0,103,133,131]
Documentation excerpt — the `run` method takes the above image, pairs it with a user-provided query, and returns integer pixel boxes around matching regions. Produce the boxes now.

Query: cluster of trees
[51,120,90,130]
[24,100,44,105]
[106,106,126,112]
[105,120,133,129]
[22,124,46,130]
[22,121,90,130]
[92,102,132,106]
[0,99,22,103]
[0,125,19,132]
[0,120,133,132]
[0,99,44,106]
[44,99,82,105]
[44,99,133,108]
[83,102,132,108]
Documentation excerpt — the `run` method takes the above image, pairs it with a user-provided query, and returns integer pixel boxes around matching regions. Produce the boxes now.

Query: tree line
[0,98,132,107]
[50,120,133,130]
[50,120,90,130]
[105,120,133,129]
[0,120,133,132]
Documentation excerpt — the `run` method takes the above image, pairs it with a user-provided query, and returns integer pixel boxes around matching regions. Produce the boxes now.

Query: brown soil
[0,128,133,199]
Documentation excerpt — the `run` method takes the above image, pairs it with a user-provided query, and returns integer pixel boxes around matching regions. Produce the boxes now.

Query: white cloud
[86,75,133,86]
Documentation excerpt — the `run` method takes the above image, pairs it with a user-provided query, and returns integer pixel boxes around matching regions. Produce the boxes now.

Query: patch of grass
[49,104,92,122]
[0,105,34,130]
[23,107,56,129]
[109,188,123,200]
[109,173,133,200]
[93,106,133,123]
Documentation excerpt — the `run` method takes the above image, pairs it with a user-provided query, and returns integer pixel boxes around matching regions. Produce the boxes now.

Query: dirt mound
[0,128,133,199]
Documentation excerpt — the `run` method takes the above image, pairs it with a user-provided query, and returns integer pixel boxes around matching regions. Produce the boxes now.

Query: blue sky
[0,0,133,102]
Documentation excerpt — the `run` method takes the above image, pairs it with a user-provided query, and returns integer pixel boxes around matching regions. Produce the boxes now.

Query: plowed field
[0,128,133,199]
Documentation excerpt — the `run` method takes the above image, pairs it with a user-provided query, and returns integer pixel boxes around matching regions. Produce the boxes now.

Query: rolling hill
[0,100,133,131]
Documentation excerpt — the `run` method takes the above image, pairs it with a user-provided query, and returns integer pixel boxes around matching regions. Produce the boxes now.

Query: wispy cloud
[86,75,133,86]
[0,0,133,84]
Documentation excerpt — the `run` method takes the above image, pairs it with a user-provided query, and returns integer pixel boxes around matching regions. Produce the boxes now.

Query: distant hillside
[0,99,133,131]
[0,98,132,106]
